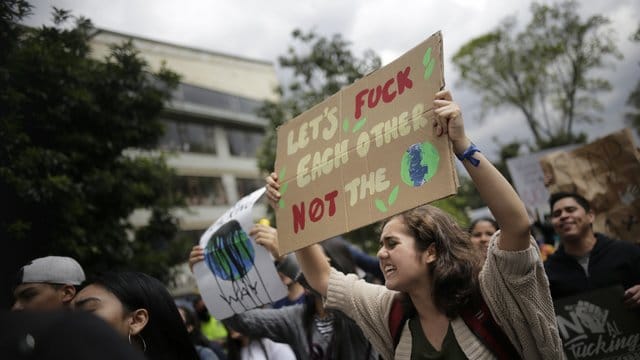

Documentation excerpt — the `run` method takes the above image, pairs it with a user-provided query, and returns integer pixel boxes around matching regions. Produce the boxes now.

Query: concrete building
[89,29,278,293]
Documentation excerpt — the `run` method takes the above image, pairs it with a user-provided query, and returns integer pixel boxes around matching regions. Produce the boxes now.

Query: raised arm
[433,90,530,251]
[295,244,330,297]
[265,172,331,297]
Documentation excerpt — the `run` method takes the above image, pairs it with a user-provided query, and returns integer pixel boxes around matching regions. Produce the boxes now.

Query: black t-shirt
[408,318,466,359]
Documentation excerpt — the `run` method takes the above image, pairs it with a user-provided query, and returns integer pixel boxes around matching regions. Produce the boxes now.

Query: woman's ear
[128,308,149,336]
[424,243,437,264]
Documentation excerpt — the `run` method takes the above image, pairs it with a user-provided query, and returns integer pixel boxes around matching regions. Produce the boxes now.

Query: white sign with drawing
[193,187,286,319]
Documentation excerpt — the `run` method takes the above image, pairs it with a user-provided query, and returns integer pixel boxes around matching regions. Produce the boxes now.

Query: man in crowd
[12,255,85,311]
[544,191,640,308]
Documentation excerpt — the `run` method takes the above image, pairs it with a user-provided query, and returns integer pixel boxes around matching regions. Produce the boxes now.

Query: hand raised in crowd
[249,224,283,262]
[188,245,205,272]
[265,172,281,209]
[624,284,640,309]
[433,89,469,153]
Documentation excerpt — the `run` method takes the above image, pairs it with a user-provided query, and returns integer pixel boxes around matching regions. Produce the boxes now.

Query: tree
[0,0,187,307]
[257,29,470,254]
[452,0,621,150]
[626,25,640,136]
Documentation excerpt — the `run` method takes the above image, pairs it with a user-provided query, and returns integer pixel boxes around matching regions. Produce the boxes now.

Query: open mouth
[384,265,397,277]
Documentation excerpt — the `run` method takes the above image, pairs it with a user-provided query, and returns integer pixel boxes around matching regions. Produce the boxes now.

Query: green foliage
[452,0,621,150]
[0,2,184,287]
[626,25,640,136]
[456,176,485,211]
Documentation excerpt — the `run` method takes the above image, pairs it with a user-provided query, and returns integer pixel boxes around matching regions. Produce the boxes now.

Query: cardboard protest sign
[273,31,458,254]
[506,145,577,220]
[193,187,286,319]
[554,286,640,359]
[539,129,640,243]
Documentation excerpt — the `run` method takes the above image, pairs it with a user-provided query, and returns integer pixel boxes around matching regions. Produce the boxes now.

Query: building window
[177,83,262,115]
[236,178,264,198]
[177,176,227,206]
[159,120,217,154]
[227,127,264,157]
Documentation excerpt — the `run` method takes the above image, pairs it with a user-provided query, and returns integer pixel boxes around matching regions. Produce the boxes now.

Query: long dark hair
[88,272,198,360]
[383,205,483,318]
[177,305,211,348]
[469,217,499,234]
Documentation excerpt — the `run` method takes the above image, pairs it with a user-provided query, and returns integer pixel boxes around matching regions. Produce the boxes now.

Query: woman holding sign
[189,225,377,360]
[265,90,563,359]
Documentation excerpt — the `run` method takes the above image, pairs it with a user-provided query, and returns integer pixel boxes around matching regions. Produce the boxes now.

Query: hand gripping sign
[193,187,287,319]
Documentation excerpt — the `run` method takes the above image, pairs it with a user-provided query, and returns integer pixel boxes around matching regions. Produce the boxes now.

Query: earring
[128,331,147,353]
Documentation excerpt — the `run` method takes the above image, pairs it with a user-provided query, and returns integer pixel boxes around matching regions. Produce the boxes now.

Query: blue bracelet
[455,143,481,167]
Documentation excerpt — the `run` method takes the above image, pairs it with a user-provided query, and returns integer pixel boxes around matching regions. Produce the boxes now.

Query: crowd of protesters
[5,89,640,360]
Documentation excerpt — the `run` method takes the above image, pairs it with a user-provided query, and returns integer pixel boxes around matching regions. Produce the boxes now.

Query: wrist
[452,138,471,156]
[455,141,482,167]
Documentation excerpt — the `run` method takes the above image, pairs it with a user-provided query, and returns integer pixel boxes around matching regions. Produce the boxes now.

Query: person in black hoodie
[544,191,640,308]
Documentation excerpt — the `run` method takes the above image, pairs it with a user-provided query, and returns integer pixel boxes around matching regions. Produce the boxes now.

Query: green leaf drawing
[375,199,388,213]
[343,117,350,133]
[276,168,287,208]
[422,47,432,66]
[352,117,367,133]
[388,185,399,205]
[424,59,435,80]
[423,48,435,80]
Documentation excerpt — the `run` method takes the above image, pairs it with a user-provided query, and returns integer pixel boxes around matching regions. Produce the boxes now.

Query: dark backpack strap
[388,296,408,350]
[460,297,521,359]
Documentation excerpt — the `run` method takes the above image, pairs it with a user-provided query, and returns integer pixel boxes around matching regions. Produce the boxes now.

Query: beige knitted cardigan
[324,231,564,359]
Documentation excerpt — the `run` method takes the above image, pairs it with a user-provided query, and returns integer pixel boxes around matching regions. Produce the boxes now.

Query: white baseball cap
[18,256,86,286]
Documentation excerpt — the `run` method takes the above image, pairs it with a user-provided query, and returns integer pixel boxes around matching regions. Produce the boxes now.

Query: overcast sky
[26,0,640,157]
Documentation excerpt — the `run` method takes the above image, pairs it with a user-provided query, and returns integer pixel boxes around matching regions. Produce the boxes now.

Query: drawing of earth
[204,220,256,281]
[400,141,440,187]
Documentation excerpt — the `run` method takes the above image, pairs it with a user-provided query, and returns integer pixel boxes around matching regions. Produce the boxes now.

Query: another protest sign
[554,285,640,359]
[274,31,459,254]
[540,129,640,243]
[193,187,287,319]
[506,145,577,220]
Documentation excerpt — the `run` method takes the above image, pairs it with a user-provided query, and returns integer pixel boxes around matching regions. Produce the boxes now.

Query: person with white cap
[12,255,86,311]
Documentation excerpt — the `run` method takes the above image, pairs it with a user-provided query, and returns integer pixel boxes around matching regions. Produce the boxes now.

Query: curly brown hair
[383,205,483,318]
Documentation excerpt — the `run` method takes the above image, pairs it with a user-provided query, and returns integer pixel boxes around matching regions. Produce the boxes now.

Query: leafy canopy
[1,0,188,306]
[452,0,621,150]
